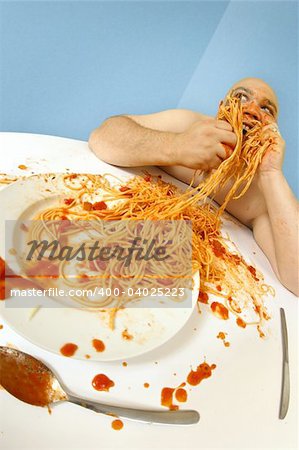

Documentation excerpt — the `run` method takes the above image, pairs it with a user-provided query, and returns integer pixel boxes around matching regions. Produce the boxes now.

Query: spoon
[0,346,199,425]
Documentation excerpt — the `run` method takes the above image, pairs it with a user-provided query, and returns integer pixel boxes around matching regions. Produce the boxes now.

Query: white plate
[0,173,199,361]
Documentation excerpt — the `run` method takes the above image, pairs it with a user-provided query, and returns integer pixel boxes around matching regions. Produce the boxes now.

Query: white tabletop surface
[0,132,297,450]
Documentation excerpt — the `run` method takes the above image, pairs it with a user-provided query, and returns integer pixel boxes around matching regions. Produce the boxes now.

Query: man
[88,78,299,296]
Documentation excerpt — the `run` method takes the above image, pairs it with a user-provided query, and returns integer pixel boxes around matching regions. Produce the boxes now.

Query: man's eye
[235,92,248,103]
[261,106,273,116]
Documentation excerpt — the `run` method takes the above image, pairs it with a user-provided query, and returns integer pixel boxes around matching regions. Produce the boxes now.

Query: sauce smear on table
[92,374,115,391]
[111,419,123,430]
[161,387,178,410]
[187,362,216,386]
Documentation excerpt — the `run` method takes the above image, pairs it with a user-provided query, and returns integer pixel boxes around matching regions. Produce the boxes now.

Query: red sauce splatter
[144,176,152,182]
[247,265,259,281]
[236,317,247,328]
[217,332,226,340]
[92,374,115,392]
[79,273,89,283]
[64,198,74,205]
[217,331,230,347]
[119,186,130,192]
[161,387,178,410]
[198,291,209,304]
[231,254,242,265]
[0,257,44,299]
[0,325,3,330]
[187,362,216,386]
[92,339,105,352]
[175,388,187,402]
[227,296,241,313]
[85,354,91,359]
[144,382,150,388]
[93,201,107,211]
[83,202,93,211]
[211,240,226,258]
[216,285,222,292]
[122,329,133,340]
[18,164,27,170]
[122,362,127,367]
[211,302,229,320]
[60,343,78,357]
[111,419,123,430]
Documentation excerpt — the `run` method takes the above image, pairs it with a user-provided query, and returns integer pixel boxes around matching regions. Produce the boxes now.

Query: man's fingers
[215,143,231,161]
[215,128,237,148]
[215,120,233,131]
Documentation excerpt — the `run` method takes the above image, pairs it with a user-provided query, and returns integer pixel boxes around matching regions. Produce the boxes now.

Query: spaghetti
[16,96,274,334]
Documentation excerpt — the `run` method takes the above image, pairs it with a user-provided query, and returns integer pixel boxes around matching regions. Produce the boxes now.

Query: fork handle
[67,394,199,425]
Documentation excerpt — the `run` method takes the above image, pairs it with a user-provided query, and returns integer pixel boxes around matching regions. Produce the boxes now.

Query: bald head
[225,77,279,120]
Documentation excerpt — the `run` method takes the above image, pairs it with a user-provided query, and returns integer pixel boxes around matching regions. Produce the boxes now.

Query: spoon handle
[67,394,199,425]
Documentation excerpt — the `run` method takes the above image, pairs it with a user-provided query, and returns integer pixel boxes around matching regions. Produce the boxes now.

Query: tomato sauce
[92,374,115,392]
[211,302,229,320]
[111,419,123,430]
[236,317,247,328]
[122,329,133,340]
[198,291,209,304]
[92,339,105,352]
[175,388,187,403]
[187,362,216,386]
[60,343,78,357]
[161,387,178,410]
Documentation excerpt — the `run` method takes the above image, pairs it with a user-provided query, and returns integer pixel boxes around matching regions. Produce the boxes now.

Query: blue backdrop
[0,1,298,194]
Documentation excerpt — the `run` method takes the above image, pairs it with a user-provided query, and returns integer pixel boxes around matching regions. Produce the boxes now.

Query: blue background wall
[0,1,298,194]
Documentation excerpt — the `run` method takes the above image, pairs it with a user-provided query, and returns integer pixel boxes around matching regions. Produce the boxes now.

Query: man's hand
[258,123,285,175]
[173,119,237,171]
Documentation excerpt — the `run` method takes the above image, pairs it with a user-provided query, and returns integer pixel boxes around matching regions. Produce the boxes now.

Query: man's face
[224,78,279,131]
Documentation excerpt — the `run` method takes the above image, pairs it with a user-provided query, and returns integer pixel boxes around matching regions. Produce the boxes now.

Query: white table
[0,133,297,450]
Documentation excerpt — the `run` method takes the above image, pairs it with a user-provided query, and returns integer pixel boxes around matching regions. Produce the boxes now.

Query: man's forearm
[89,116,176,167]
[259,171,299,293]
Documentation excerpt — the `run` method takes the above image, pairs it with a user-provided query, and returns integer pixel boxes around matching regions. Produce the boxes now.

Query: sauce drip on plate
[211,302,229,320]
[92,339,105,352]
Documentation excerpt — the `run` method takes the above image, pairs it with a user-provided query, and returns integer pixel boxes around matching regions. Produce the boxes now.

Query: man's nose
[243,101,262,121]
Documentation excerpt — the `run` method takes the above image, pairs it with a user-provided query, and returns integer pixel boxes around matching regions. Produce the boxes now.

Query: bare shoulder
[126,109,209,133]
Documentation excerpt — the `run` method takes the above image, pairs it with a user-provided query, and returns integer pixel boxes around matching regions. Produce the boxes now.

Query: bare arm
[88,110,236,170]
[253,172,299,294]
